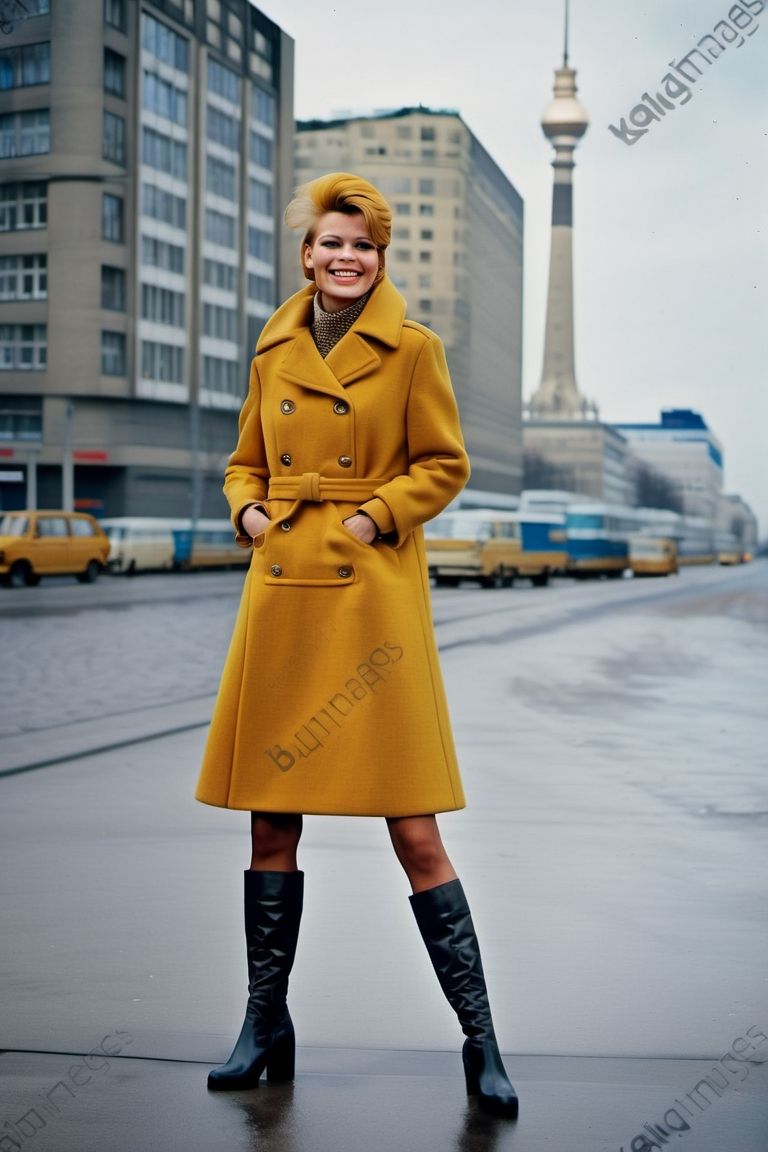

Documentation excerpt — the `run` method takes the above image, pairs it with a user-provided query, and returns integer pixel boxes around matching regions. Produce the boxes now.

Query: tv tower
[527,1,596,420]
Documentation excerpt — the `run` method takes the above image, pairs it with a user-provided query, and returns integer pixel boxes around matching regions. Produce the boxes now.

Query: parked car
[0,510,110,587]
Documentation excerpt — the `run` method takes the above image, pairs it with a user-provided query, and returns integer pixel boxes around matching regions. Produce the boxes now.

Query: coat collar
[255,276,408,395]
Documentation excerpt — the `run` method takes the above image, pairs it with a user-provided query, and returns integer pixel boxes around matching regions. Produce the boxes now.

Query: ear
[302,244,313,270]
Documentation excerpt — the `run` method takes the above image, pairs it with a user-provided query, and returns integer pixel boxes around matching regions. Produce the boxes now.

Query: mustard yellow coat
[195,277,470,816]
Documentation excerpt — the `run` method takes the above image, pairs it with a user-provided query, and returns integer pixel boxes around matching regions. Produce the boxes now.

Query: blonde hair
[285,172,392,282]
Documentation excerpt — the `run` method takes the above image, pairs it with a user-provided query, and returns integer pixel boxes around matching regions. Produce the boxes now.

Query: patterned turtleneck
[311,290,371,359]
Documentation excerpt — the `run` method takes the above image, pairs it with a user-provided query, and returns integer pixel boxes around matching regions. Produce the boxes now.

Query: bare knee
[250,812,302,870]
[387,816,456,891]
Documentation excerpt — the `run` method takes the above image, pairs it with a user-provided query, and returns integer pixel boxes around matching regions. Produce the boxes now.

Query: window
[249,132,272,168]
[142,13,189,72]
[142,127,186,179]
[1,182,47,232]
[420,126,436,141]
[0,254,47,300]
[103,111,126,164]
[393,227,409,240]
[0,404,42,441]
[0,42,50,90]
[101,266,126,311]
[141,283,184,326]
[418,274,432,289]
[247,226,272,262]
[418,179,434,195]
[37,516,68,537]
[247,272,273,305]
[0,111,50,158]
[419,203,435,216]
[208,58,240,103]
[208,106,239,150]
[141,184,186,229]
[104,0,126,32]
[141,340,183,383]
[204,258,237,291]
[396,125,413,139]
[0,324,47,371]
[203,355,240,396]
[71,518,97,537]
[102,193,124,241]
[104,49,126,97]
[419,251,432,263]
[101,331,126,375]
[251,87,274,128]
[419,299,432,312]
[207,155,237,200]
[142,236,184,274]
[248,177,272,215]
[394,249,411,263]
[203,302,239,342]
[420,229,434,241]
[206,208,236,248]
[394,202,411,216]
[143,72,188,125]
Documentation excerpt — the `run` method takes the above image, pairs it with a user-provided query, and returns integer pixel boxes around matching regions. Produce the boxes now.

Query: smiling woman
[195,171,519,1119]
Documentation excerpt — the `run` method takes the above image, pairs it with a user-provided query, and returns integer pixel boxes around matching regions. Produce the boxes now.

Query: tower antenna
[563,0,570,67]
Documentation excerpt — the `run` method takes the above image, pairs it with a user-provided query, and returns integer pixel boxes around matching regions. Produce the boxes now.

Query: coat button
[280,520,291,531]
[333,400,348,415]
[270,564,283,577]
[338,455,352,468]
[338,566,353,578]
[280,453,292,466]
[281,399,296,414]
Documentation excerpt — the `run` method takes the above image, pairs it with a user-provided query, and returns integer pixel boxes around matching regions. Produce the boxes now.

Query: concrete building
[0,0,294,518]
[294,106,524,500]
[615,409,724,522]
[716,492,758,556]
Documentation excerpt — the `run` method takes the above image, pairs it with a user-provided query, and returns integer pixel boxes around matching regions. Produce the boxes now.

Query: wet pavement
[1,563,767,1150]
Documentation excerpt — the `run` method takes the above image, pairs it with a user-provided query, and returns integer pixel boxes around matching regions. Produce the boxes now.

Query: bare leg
[386,814,458,893]
[250,812,303,871]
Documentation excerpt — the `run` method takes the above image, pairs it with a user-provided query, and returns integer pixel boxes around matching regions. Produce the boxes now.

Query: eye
[320,239,340,248]
[355,241,375,250]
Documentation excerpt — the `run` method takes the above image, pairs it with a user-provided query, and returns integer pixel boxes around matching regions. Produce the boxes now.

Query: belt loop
[298,472,321,501]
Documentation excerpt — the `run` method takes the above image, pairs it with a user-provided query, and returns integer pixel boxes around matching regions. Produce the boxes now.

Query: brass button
[280,453,292,466]
[338,455,352,468]
[280,520,291,531]
[270,564,283,577]
[338,566,353,578]
[280,399,296,414]
[333,401,348,415]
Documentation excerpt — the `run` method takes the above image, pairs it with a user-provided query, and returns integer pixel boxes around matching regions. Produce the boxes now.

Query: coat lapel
[257,277,408,396]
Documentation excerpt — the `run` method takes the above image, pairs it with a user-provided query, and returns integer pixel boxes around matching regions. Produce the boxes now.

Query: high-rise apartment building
[295,107,524,499]
[0,0,293,517]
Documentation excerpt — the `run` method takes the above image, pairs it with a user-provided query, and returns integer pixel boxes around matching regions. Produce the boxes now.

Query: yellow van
[424,510,522,588]
[0,510,110,587]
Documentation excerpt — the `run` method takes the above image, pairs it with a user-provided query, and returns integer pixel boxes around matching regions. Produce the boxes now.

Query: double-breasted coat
[195,276,470,816]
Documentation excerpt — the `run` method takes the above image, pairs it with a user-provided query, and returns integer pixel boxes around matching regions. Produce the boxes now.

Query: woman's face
[303,211,381,312]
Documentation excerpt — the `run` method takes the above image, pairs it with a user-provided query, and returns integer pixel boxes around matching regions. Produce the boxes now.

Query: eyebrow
[316,232,373,242]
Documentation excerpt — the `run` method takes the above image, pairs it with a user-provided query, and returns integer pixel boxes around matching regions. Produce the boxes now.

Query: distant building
[0,0,294,517]
[294,106,524,499]
[716,492,758,555]
[615,410,724,521]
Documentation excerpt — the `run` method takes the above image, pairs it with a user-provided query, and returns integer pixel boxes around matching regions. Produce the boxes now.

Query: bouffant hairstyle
[284,172,392,283]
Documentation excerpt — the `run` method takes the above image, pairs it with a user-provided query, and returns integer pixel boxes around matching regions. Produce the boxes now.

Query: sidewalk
[2,572,767,1150]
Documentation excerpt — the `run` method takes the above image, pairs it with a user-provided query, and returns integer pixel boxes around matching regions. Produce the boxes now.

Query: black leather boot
[208,869,304,1091]
[410,879,519,1118]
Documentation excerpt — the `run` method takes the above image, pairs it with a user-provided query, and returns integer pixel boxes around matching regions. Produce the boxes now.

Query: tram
[102,517,249,573]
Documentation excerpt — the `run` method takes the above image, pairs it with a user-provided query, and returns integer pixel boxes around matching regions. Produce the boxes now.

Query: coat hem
[194,794,466,817]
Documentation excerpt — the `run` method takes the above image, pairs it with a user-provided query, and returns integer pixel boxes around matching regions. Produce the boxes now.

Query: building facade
[294,107,524,500]
[0,0,293,518]
[614,409,724,522]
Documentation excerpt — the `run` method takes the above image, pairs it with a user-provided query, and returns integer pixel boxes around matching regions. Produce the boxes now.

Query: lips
[330,269,361,279]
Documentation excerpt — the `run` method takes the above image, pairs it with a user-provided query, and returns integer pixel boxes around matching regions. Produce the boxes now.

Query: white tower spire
[528,1,596,421]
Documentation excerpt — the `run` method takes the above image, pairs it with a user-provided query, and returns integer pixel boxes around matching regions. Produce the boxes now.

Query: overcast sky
[258,0,767,534]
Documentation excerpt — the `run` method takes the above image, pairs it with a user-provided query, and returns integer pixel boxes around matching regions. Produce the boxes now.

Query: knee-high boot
[409,879,519,1118]
[208,869,304,1091]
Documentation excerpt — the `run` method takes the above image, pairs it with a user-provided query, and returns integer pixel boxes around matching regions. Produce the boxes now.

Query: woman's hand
[242,505,271,539]
[342,513,377,545]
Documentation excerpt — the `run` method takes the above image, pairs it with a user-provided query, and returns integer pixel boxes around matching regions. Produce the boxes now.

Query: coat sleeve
[223,357,271,545]
[359,331,470,547]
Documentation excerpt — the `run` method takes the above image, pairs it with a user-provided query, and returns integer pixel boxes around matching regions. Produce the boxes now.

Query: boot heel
[266,1028,295,1083]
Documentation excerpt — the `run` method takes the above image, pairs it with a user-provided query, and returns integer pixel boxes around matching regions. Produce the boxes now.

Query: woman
[196,172,518,1119]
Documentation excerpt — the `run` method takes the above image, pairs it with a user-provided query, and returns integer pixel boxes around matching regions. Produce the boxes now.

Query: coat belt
[268,473,387,503]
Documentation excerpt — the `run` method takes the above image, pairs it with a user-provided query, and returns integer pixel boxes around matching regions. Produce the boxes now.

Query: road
[1,561,766,1151]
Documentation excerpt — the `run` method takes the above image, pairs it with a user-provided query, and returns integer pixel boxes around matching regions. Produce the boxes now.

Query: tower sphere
[541,67,589,140]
